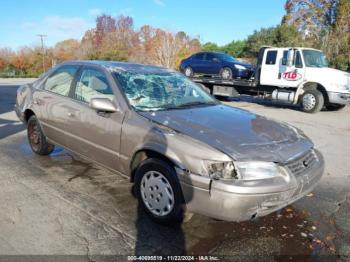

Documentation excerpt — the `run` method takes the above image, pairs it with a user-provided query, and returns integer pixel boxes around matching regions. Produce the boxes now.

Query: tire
[301,89,324,113]
[220,67,232,80]
[325,103,346,111]
[134,158,185,224]
[184,66,193,77]
[27,115,54,155]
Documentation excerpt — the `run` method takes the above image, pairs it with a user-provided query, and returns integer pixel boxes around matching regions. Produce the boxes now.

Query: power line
[37,34,47,73]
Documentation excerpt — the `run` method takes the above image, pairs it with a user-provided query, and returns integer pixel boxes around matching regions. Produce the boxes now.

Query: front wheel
[27,115,54,155]
[134,158,185,224]
[301,89,324,113]
[184,66,193,77]
[220,67,232,80]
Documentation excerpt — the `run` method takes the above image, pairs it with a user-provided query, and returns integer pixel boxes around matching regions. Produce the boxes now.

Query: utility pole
[37,34,47,73]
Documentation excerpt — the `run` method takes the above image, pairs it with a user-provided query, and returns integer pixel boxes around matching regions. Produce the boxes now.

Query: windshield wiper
[177,101,217,108]
[134,105,167,112]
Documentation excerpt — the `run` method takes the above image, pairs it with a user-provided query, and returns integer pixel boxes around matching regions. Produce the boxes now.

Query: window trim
[70,65,116,105]
[42,65,81,98]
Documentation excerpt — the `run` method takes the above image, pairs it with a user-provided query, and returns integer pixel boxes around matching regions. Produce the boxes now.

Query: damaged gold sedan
[15,61,324,223]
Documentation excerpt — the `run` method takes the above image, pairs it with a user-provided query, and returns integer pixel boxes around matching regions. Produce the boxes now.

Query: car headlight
[203,161,237,179]
[235,162,289,181]
[234,64,247,70]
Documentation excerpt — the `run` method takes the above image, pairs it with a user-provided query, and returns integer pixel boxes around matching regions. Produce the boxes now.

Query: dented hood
[139,105,313,163]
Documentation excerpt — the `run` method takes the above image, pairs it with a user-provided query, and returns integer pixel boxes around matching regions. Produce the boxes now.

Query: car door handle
[67,112,75,117]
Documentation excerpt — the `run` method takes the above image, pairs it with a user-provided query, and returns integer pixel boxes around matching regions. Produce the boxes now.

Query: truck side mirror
[287,49,294,66]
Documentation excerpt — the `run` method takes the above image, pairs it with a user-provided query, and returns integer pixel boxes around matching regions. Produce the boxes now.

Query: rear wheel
[220,67,232,80]
[325,103,346,111]
[301,89,324,113]
[27,115,54,155]
[134,158,185,224]
[184,66,193,77]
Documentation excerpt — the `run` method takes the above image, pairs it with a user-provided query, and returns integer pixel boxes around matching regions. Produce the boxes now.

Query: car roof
[193,51,228,55]
[58,60,175,74]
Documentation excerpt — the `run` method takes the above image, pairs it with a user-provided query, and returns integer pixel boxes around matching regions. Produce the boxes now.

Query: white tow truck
[191,47,350,113]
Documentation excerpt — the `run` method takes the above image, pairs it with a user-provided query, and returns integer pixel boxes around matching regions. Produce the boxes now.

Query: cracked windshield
[114,72,217,111]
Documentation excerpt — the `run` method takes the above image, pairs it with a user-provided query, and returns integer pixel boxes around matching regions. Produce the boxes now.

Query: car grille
[286,150,318,176]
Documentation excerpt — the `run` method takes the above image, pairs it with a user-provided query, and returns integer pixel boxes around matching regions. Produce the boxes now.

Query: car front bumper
[179,150,324,222]
[328,91,350,105]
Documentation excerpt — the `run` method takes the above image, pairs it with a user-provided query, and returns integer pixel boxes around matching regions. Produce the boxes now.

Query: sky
[0,0,286,50]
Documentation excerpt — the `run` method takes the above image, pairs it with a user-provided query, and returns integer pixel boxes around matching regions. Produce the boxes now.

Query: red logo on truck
[282,71,301,81]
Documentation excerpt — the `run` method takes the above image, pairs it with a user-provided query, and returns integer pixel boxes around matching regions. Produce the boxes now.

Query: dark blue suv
[180,52,254,80]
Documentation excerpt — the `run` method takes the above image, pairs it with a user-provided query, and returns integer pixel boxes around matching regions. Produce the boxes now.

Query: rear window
[265,51,277,65]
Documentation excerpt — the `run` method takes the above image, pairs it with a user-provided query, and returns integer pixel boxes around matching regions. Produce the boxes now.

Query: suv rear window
[265,50,277,65]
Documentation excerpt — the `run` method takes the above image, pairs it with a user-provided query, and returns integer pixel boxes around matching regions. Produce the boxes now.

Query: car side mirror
[90,98,118,113]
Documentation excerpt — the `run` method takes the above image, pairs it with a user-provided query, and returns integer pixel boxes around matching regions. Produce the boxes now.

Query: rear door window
[74,68,114,103]
[44,66,79,96]
[192,53,204,60]
[205,53,215,61]
[265,50,277,65]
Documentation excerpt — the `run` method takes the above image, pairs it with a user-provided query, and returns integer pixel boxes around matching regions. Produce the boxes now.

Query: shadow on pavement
[0,85,25,139]
[224,95,301,110]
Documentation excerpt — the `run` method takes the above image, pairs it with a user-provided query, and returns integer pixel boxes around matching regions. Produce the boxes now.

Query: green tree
[202,42,221,52]
[327,0,350,71]
[244,24,303,58]
[221,40,246,57]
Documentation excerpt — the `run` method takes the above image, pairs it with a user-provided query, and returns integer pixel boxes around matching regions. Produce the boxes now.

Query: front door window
[75,68,114,103]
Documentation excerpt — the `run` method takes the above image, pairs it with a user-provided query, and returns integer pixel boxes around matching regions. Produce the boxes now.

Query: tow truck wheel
[301,89,324,113]
[184,66,193,77]
[220,67,232,80]
[325,103,346,111]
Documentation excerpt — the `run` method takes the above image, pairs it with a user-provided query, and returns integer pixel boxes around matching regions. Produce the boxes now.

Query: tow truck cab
[193,47,350,113]
[256,47,350,112]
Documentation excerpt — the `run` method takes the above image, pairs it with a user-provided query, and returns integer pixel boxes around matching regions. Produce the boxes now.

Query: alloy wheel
[221,68,231,79]
[184,67,192,77]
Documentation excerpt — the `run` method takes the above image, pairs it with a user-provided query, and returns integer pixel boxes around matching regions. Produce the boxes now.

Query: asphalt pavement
[0,81,349,261]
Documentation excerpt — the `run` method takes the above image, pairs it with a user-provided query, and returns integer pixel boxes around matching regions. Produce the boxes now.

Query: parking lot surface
[0,80,349,260]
